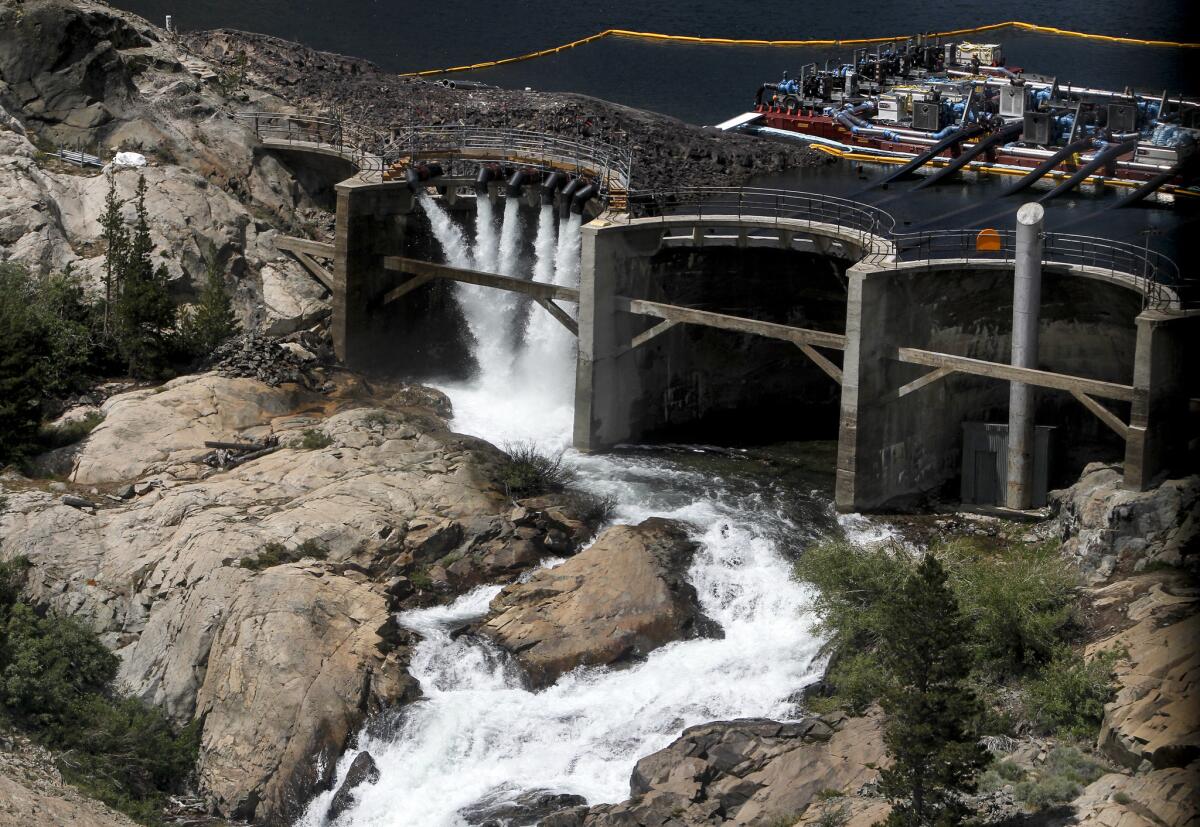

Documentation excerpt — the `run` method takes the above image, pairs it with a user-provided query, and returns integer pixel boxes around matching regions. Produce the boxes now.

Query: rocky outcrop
[1072,763,1200,827]
[1086,572,1199,772]
[478,518,716,688]
[556,712,887,826]
[0,372,590,824]
[0,732,139,827]
[1051,463,1198,583]
[0,0,334,332]
[326,751,381,823]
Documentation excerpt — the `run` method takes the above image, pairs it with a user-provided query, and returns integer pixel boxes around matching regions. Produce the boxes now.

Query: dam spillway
[255,119,1196,512]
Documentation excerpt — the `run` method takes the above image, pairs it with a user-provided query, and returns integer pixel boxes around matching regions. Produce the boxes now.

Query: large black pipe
[474,164,500,194]
[570,183,598,214]
[1114,158,1196,208]
[755,83,780,106]
[541,171,566,205]
[873,123,985,187]
[1037,138,1139,204]
[506,169,529,198]
[405,162,443,192]
[1004,137,1097,197]
[913,121,1024,189]
[559,178,581,218]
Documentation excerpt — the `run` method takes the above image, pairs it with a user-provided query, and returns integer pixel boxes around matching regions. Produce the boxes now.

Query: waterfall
[496,198,523,276]
[473,195,499,274]
[418,192,473,270]
[301,192,855,827]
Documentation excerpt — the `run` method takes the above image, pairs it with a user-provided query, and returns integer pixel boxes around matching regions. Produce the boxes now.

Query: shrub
[977,759,1027,793]
[299,429,333,450]
[0,563,198,824]
[499,442,572,498]
[942,540,1078,674]
[1026,648,1122,737]
[1013,747,1107,809]
[38,411,105,450]
[240,539,328,571]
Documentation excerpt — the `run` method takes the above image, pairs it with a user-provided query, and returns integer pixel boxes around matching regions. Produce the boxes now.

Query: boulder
[575,712,887,826]
[1072,763,1200,827]
[325,751,381,823]
[1087,572,1199,771]
[1051,463,1198,583]
[460,789,588,826]
[478,518,717,688]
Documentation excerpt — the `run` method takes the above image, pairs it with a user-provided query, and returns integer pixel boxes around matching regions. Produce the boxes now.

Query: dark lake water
[113,1,1198,263]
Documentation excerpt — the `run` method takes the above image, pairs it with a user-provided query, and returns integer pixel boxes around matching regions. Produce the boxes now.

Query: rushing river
[295,196,897,826]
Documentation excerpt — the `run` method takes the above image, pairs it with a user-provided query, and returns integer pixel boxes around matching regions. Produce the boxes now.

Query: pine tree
[98,173,128,338]
[113,175,175,378]
[878,555,990,827]
[180,256,239,358]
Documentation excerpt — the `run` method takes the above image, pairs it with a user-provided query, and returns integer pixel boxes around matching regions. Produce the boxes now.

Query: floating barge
[718,38,1200,205]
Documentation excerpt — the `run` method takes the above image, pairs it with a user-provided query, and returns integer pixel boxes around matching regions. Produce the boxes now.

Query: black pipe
[541,171,566,205]
[570,183,598,214]
[755,83,780,107]
[1004,138,1097,197]
[506,169,529,198]
[474,164,498,194]
[559,178,581,218]
[873,123,985,187]
[1037,138,1138,204]
[1114,158,1196,208]
[913,121,1024,189]
[405,162,444,192]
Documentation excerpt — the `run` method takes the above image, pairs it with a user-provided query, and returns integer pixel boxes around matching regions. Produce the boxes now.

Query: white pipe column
[1005,202,1045,510]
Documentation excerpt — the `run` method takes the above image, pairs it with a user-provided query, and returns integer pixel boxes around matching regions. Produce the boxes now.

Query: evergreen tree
[98,173,128,339]
[878,555,990,827]
[0,264,52,464]
[180,256,239,358]
[113,175,175,378]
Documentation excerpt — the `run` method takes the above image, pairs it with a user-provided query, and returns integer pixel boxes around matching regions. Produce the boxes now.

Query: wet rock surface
[460,789,589,827]
[550,712,888,826]
[477,518,719,688]
[326,752,381,823]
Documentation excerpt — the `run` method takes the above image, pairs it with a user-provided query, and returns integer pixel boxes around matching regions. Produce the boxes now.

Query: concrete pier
[1005,203,1045,510]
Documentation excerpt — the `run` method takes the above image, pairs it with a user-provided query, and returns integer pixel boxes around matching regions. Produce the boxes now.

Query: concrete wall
[574,219,852,449]
[836,261,1147,511]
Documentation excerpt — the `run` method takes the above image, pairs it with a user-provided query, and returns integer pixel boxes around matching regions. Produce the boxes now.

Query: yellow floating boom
[399,21,1200,78]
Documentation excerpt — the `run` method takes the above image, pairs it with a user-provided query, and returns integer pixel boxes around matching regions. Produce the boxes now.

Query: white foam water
[301,197,845,827]
[473,195,500,274]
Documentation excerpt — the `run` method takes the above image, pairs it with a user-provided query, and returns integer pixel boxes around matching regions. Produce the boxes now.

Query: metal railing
[889,230,1181,309]
[236,112,386,177]
[388,125,632,195]
[625,187,1184,310]
[627,187,896,248]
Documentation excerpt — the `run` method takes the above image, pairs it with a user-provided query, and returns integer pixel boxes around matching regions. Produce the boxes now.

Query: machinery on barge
[718,37,1200,205]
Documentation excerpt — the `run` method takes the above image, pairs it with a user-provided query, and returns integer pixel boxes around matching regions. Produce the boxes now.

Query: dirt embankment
[181,28,830,192]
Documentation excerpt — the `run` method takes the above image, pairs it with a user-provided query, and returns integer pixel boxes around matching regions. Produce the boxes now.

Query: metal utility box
[1000,84,1029,118]
[960,423,1055,508]
[913,100,942,131]
[957,42,1003,66]
[944,43,958,66]
[1108,103,1138,134]
[1022,111,1053,145]
[877,95,908,123]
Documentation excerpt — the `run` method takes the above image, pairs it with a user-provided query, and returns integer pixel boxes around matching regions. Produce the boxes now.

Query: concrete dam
[251,115,1197,513]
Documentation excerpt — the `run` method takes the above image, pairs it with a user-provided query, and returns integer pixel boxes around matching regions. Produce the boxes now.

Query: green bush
[794,539,912,649]
[978,759,1027,793]
[942,540,1078,674]
[499,442,572,498]
[0,555,198,824]
[240,539,329,571]
[38,411,105,450]
[1013,747,1107,809]
[299,429,333,450]
[1027,648,1122,737]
